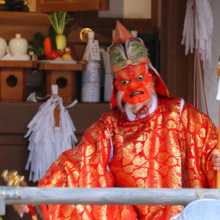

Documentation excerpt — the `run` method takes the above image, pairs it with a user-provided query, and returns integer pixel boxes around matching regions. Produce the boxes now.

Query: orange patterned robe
[38,97,218,220]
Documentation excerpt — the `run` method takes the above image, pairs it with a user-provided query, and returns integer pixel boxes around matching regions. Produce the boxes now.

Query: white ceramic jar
[0,37,7,59]
[9,34,28,56]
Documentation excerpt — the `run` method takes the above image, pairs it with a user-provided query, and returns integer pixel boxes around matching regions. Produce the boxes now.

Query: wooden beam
[99,0,109,10]
[0,12,50,42]
[38,63,86,71]
[151,0,159,27]
[160,0,194,104]
[0,102,110,135]
[0,61,37,68]
[36,0,99,13]
[0,11,50,27]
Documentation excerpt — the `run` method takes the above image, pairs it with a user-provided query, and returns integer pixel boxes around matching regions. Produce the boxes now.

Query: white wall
[99,0,151,19]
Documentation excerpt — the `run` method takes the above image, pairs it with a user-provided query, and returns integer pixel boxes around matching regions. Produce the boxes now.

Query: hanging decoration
[182,0,213,114]
[182,0,213,67]
[25,87,78,182]
[81,31,101,102]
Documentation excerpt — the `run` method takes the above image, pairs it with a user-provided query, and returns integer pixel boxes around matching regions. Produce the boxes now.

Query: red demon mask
[114,64,154,105]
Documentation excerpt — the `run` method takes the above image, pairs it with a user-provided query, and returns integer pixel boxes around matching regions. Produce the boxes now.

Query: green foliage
[28,32,45,56]
[49,26,57,50]
[33,32,45,48]
[126,25,133,32]
[0,217,3,220]
[49,12,74,35]
[28,47,44,56]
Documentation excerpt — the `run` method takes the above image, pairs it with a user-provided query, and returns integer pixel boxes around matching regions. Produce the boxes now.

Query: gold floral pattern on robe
[38,97,217,220]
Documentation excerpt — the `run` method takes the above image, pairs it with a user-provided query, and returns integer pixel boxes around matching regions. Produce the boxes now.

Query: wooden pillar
[160,0,194,104]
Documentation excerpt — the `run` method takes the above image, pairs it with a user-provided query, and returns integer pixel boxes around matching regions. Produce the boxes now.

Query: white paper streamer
[81,63,100,102]
[182,0,213,68]
[25,96,78,182]
[82,32,101,102]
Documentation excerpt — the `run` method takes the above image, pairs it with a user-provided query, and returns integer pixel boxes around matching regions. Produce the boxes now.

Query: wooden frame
[36,0,109,13]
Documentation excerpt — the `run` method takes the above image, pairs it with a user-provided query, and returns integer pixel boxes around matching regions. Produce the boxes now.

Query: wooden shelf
[0,60,37,68]
[38,62,86,71]
[36,0,104,13]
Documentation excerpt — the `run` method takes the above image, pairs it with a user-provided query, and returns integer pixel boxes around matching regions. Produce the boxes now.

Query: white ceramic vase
[9,34,28,56]
[21,54,30,60]
[0,37,7,59]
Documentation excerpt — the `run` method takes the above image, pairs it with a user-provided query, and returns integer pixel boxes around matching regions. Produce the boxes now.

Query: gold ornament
[1,170,27,187]
[80,28,93,42]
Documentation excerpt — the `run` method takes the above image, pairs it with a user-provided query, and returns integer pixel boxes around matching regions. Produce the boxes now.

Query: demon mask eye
[137,74,144,82]
[121,80,130,85]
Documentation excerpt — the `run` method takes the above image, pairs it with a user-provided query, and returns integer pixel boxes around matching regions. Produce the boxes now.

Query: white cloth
[182,0,213,115]
[170,199,220,220]
[182,0,213,68]
[25,96,78,182]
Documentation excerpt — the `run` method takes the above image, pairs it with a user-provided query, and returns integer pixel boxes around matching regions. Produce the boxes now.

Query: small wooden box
[0,61,37,102]
[38,63,86,103]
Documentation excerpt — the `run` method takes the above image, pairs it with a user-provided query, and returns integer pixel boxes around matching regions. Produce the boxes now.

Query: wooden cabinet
[38,62,86,103]
[0,61,37,102]
[36,0,109,13]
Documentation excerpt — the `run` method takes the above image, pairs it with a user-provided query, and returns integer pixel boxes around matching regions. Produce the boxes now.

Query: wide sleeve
[178,103,218,188]
[38,118,114,188]
[38,118,137,220]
